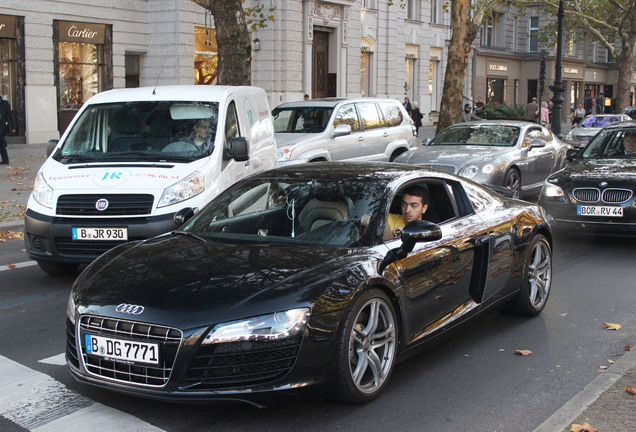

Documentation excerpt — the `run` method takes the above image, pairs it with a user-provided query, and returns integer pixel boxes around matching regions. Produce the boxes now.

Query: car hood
[569,128,600,137]
[395,145,506,166]
[73,234,383,328]
[548,158,636,187]
[275,132,325,148]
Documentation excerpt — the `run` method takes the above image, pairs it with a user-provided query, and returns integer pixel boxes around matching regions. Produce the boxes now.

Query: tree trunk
[436,0,477,134]
[203,0,252,86]
[615,41,634,111]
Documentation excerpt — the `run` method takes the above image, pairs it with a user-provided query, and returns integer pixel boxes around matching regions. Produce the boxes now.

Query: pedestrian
[572,103,585,125]
[410,101,423,137]
[461,103,481,122]
[475,97,485,115]
[536,101,549,125]
[403,97,412,116]
[526,97,539,122]
[589,98,600,115]
[0,96,16,165]
[303,94,309,101]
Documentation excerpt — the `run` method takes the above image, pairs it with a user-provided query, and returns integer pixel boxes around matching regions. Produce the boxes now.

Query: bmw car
[67,162,553,406]
[539,122,636,235]
[394,121,571,198]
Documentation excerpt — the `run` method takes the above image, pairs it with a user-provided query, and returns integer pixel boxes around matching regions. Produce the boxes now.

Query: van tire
[37,261,79,276]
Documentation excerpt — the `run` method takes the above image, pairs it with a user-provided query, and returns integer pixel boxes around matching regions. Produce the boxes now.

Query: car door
[520,126,555,187]
[329,103,364,161]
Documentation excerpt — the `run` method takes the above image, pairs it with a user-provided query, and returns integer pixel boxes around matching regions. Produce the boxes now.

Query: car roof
[83,85,263,104]
[274,97,402,110]
[446,120,536,128]
[588,119,636,130]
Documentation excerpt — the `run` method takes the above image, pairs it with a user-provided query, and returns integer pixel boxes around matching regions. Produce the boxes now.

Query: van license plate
[577,206,623,217]
[85,334,159,364]
[72,227,128,240]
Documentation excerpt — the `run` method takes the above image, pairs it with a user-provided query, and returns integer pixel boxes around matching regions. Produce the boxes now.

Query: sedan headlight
[541,181,564,198]
[460,165,479,179]
[203,308,310,344]
[565,133,573,141]
[277,146,297,162]
[33,173,54,208]
[66,292,76,325]
[158,171,204,208]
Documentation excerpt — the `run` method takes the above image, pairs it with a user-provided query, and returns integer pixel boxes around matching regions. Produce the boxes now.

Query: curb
[533,346,636,432]
[0,221,24,232]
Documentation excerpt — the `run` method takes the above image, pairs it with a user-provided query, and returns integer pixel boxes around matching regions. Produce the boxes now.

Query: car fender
[293,147,332,162]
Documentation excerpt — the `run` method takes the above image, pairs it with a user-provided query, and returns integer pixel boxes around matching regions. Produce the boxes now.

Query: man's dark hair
[464,104,470,109]
[402,185,430,205]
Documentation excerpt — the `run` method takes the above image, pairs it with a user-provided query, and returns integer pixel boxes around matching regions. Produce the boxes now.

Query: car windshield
[272,106,334,134]
[430,125,520,147]
[582,128,636,159]
[183,177,386,247]
[580,116,622,128]
[52,101,219,164]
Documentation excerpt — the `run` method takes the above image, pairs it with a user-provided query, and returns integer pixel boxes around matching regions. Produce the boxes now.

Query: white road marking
[0,355,164,431]
[38,353,66,366]
[0,261,38,272]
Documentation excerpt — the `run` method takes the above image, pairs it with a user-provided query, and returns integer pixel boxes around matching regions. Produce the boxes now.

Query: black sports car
[66,162,553,406]
[538,122,636,235]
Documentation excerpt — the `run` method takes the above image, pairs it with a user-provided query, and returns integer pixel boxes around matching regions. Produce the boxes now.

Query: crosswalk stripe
[0,261,38,272]
[38,353,66,366]
[0,355,164,432]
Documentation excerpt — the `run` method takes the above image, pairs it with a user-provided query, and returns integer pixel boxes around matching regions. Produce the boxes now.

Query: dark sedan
[539,122,636,235]
[67,163,553,405]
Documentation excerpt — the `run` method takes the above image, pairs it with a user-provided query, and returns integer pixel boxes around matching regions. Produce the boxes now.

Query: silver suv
[272,98,416,165]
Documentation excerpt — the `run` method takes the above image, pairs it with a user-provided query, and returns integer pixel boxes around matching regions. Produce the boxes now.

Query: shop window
[487,78,506,105]
[584,84,600,98]
[195,26,217,85]
[58,42,105,109]
[125,54,140,88]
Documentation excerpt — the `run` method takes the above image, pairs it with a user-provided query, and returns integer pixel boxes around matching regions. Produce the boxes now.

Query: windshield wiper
[171,230,208,243]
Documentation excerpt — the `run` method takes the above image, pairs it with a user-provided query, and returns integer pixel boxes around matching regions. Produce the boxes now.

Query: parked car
[621,106,636,120]
[394,120,571,198]
[539,122,636,235]
[564,113,631,148]
[25,85,277,275]
[272,98,416,165]
[67,162,552,405]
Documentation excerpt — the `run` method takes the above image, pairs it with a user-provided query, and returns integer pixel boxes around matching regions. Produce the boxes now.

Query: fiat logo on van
[95,199,109,211]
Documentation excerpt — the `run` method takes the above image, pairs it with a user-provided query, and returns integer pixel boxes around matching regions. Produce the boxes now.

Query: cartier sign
[58,21,106,44]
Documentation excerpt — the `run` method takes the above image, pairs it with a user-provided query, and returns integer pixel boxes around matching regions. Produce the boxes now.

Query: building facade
[0,0,453,144]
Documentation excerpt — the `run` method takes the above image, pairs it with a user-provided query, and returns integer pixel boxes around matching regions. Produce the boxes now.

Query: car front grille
[57,194,154,216]
[572,188,601,203]
[78,315,182,387]
[602,188,633,204]
[184,336,302,390]
[418,164,456,174]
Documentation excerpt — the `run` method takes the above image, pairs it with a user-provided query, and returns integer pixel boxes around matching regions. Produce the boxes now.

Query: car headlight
[66,292,76,325]
[203,307,310,344]
[33,173,54,208]
[158,171,204,208]
[481,164,494,174]
[565,133,573,141]
[277,146,296,162]
[460,165,479,179]
[541,181,564,198]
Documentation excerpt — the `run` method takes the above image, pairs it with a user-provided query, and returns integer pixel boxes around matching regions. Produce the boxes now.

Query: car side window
[357,103,384,131]
[224,101,240,149]
[522,127,543,147]
[333,104,360,132]
[378,102,403,127]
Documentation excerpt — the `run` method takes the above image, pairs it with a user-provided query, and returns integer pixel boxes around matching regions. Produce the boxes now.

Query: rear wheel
[503,234,552,316]
[503,168,521,198]
[37,261,79,276]
[333,289,397,403]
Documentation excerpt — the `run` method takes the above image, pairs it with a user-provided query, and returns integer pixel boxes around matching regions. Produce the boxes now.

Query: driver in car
[623,132,636,155]
[189,119,213,152]
[384,185,430,240]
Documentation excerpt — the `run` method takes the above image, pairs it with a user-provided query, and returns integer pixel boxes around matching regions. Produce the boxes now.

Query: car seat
[298,199,349,232]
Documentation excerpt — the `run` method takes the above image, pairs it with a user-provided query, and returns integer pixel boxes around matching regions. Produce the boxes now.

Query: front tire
[333,289,398,403]
[503,234,552,316]
[36,261,79,276]
[503,168,521,198]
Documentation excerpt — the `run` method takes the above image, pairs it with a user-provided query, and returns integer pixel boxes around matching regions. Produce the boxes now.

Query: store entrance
[313,31,330,99]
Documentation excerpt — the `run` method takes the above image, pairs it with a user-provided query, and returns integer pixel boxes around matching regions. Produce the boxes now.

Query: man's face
[194,120,210,140]
[624,136,636,154]
[401,193,427,223]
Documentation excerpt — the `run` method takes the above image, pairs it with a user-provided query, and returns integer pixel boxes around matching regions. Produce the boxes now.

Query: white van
[25,85,277,275]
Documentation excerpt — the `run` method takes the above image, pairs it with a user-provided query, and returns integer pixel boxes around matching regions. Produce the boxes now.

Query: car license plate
[577,205,623,217]
[85,334,159,364]
[72,227,128,240]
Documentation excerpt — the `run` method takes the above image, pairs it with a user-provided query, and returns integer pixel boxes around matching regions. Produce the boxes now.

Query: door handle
[358,136,364,141]
[470,234,491,246]
[244,160,250,166]
[383,132,389,137]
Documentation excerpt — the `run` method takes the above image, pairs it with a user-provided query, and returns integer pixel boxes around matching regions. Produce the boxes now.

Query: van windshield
[272,106,334,134]
[52,101,219,163]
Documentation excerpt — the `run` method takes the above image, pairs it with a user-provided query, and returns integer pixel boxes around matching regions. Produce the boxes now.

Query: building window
[0,34,16,107]
[125,54,140,88]
[568,34,576,57]
[584,84,600,98]
[363,0,377,10]
[529,17,539,52]
[487,78,506,104]
[429,58,439,111]
[195,26,217,85]
[405,54,416,102]
[361,49,372,97]
[514,79,519,105]
[431,0,442,24]
[406,0,420,21]
[481,14,504,48]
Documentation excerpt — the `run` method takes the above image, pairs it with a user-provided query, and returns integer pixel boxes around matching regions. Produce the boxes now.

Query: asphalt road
[0,232,634,431]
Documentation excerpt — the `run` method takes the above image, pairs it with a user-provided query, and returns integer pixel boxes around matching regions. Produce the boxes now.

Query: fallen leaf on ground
[627,386,636,395]
[626,344,632,351]
[515,349,532,356]
[570,422,597,432]
[608,359,615,364]
[602,322,622,330]
[7,264,15,269]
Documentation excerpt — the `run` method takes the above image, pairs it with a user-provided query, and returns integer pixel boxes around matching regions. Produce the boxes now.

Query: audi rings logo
[115,303,145,315]
[95,198,109,211]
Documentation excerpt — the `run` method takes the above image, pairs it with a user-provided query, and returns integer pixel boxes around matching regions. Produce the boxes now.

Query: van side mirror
[224,137,249,162]
[47,139,59,157]
[333,124,351,137]
[173,207,196,225]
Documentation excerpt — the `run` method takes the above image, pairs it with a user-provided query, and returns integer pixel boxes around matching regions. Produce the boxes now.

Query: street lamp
[550,0,566,138]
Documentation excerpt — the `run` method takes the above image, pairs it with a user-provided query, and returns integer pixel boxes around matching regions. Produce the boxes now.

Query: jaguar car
[394,121,571,199]
[539,122,636,235]
[67,162,553,406]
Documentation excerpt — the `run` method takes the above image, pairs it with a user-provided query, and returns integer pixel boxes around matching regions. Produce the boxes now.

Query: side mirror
[173,207,196,226]
[378,220,442,274]
[422,138,432,146]
[224,137,249,162]
[566,147,581,161]
[333,124,351,137]
[47,139,59,157]
[528,138,547,150]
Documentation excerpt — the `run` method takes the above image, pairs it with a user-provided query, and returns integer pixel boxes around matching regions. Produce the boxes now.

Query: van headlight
[203,308,310,344]
[158,171,204,208]
[33,173,54,208]
[277,146,297,162]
